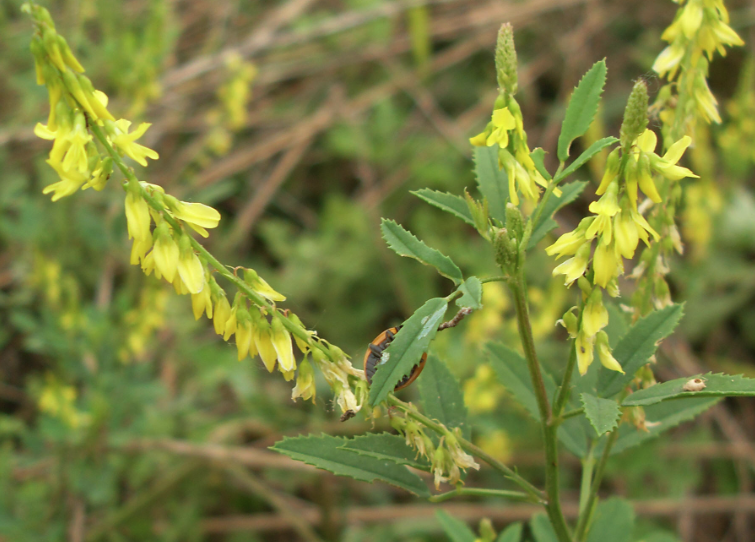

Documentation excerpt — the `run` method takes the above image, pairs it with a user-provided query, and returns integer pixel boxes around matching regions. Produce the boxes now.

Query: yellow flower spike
[176,235,205,294]
[576,330,595,375]
[485,107,516,148]
[125,189,152,242]
[223,305,238,341]
[582,289,608,337]
[552,243,591,286]
[593,240,621,288]
[244,268,286,302]
[271,316,296,373]
[213,295,232,335]
[637,154,662,203]
[255,317,278,373]
[173,201,221,229]
[235,309,253,361]
[292,357,316,403]
[152,223,179,283]
[111,120,159,167]
[596,331,624,373]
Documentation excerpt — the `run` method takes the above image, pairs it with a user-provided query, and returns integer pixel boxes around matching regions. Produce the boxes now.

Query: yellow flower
[110,119,159,167]
[469,130,489,147]
[485,107,516,148]
[652,41,685,77]
[582,289,608,337]
[499,147,539,206]
[125,190,152,242]
[592,240,621,288]
[271,317,295,374]
[576,330,595,375]
[152,223,179,282]
[191,282,213,320]
[596,331,624,373]
[292,357,316,403]
[638,130,698,181]
[546,218,594,259]
[223,305,238,341]
[172,201,221,238]
[42,161,88,201]
[552,243,591,286]
[235,309,254,361]
[213,294,232,335]
[254,316,278,373]
[244,268,285,302]
[176,237,205,294]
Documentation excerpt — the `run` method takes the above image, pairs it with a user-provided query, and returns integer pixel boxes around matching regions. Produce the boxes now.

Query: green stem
[553,342,578,418]
[578,442,596,517]
[574,429,618,541]
[89,122,334,362]
[509,271,572,542]
[559,407,584,422]
[429,487,531,503]
[480,276,508,284]
[387,396,544,504]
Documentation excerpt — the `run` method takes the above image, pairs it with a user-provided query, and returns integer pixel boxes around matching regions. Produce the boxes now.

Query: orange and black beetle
[364,327,427,391]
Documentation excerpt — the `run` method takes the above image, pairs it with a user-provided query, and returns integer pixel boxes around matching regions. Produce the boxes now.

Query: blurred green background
[0,0,754,540]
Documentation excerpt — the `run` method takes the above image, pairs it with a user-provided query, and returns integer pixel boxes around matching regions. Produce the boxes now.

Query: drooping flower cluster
[392,417,480,490]
[469,24,551,206]
[547,81,697,373]
[26,3,368,420]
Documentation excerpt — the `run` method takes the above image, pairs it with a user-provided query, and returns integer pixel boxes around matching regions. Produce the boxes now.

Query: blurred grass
[0,0,753,540]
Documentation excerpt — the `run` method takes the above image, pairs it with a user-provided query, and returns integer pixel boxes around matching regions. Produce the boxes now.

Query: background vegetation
[0,0,754,540]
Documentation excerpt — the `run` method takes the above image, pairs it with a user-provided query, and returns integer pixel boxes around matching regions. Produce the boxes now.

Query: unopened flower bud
[505,202,524,240]
[493,228,517,271]
[495,23,518,95]
[620,80,649,150]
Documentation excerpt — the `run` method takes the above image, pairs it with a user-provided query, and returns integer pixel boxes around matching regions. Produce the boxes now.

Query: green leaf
[557,60,607,161]
[456,277,482,310]
[436,510,476,542]
[474,145,509,222]
[581,393,621,436]
[369,297,448,406]
[419,354,469,438]
[412,189,475,227]
[528,181,587,249]
[381,219,463,284]
[496,522,523,542]
[530,148,552,181]
[609,397,720,455]
[599,304,685,398]
[530,513,558,542]
[487,343,545,420]
[339,433,430,470]
[586,497,634,542]
[555,137,618,183]
[271,434,429,496]
[622,373,755,407]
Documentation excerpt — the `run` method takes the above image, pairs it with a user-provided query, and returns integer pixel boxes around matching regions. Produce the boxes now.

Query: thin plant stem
[578,442,596,517]
[559,407,584,422]
[574,429,619,541]
[387,396,544,504]
[509,270,572,542]
[429,487,531,503]
[553,342,578,418]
